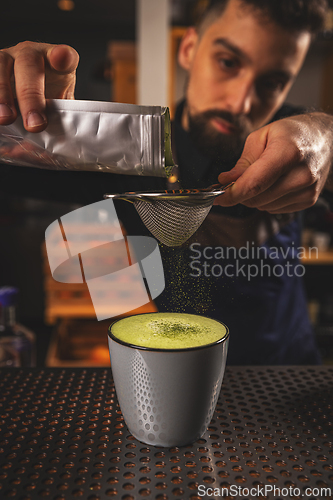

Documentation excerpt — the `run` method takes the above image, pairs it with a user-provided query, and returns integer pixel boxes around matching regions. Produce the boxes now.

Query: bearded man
[0,0,332,364]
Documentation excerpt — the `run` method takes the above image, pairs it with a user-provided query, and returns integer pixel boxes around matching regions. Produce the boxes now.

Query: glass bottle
[0,287,36,367]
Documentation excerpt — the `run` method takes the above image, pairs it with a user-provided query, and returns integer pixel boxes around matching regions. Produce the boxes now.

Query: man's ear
[178,27,199,71]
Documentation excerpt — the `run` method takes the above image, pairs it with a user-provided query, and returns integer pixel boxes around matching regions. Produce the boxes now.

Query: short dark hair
[197,0,328,35]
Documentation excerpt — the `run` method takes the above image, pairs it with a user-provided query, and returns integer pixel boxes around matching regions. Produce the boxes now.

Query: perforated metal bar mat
[0,366,332,500]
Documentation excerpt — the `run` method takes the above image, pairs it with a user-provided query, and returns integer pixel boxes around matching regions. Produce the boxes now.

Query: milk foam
[111,312,227,349]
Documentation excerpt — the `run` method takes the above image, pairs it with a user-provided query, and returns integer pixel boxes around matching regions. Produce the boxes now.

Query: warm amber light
[168,174,178,184]
[57,0,75,11]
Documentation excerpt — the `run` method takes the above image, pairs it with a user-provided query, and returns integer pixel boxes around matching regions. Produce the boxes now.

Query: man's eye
[261,79,286,93]
[218,58,238,69]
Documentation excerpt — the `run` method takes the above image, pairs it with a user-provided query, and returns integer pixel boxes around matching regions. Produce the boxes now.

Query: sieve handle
[220,181,235,192]
[209,182,234,192]
[103,193,154,204]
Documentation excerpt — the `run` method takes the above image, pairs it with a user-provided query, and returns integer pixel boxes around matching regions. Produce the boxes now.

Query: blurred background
[1,0,333,366]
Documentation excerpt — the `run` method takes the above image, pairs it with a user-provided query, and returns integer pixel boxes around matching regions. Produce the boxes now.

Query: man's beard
[187,108,252,163]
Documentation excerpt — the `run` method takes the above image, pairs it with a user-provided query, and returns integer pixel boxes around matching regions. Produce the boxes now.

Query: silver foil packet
[0,99,174,177]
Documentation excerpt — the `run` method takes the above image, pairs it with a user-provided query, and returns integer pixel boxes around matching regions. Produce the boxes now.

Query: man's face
[178,0,311,161]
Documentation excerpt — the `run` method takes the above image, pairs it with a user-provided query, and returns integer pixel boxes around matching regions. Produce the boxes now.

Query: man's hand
[0,42,79,132]
[215,113,333,213]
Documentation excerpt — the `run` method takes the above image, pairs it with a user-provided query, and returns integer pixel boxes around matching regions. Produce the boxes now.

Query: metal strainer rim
[103,183,233,203]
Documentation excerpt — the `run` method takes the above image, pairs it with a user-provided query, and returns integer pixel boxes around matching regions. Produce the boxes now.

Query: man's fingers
[0,51,17,125]
[217,154,283,206]
[217,127,270,204]
[218,130,267,184]
[0,42,79,132]
[14,46,47,132]
[265,200,314,213]
[44,45,79,100]
[246,162,319,209]
[217,164,244,185]
[217,132,304,207]
[47,45,79,75]
[256,184,318,213]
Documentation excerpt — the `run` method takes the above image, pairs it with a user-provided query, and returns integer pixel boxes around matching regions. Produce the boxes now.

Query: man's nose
[222,76,255,115]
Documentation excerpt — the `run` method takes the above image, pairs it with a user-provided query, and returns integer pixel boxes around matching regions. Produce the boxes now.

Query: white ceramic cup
[108,313,229,447]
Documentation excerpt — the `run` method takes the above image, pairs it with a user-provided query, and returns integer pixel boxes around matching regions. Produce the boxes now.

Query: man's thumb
[217,163,246,185]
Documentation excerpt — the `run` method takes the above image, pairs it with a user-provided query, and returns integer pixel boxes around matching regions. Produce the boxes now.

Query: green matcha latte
[111,312,228,350]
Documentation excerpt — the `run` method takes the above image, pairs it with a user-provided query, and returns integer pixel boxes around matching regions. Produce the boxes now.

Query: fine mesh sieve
[104,183,233,247]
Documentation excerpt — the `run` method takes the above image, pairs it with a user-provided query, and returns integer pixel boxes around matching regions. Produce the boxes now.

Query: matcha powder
[157,244,217,315]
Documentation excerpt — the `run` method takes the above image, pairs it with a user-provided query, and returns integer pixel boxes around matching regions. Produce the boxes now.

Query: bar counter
[0,366,332,499]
